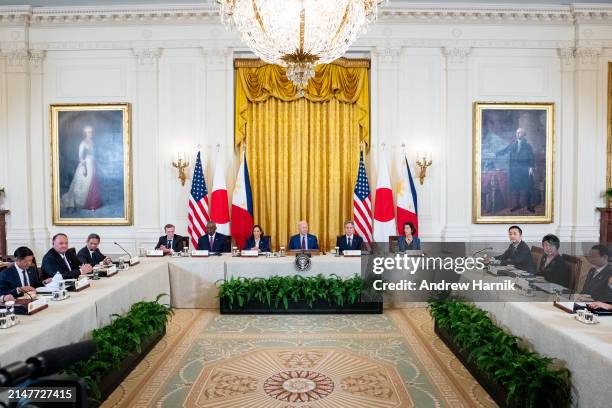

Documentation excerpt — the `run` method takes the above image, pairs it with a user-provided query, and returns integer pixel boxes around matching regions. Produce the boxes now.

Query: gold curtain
[235,59,370,251]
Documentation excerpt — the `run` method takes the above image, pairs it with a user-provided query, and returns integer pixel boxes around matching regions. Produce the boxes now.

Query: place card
[28,298,48,315]
[241,250,259,257]
[343,250,362,257]
[75,277,90,291]
[192,250,209,257]
[146,250,164,257]
[129,256,140,265]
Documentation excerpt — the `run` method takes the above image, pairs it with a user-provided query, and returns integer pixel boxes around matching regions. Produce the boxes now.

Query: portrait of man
[474,103,554,223]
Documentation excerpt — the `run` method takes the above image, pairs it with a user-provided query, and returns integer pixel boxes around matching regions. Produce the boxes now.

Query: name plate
[129,256,140,265]
[28,298,48,314]
[241,250,259,257]
[343,250,362,257]
[105,265,118,276]
[146,250,164,257]
[192,250,209,257]
[75,277,90,291]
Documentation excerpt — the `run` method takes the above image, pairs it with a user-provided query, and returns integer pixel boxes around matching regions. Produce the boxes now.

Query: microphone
[113,242,132,260]
[473,247,493,257]
[0,340,96,387]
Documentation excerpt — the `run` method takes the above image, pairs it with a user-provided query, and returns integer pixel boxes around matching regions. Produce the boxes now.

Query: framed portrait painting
[473,102,554,223]
[51,103,132,225]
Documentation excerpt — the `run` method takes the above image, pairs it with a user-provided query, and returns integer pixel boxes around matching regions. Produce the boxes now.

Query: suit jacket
[244,236,271,252]
[336,235,363,254]
[77,246,108,266]
[197,233,230,253]
[0,265,43,297]
[41,248,82,280]
[398,236,421,252]
[582,265,612,302]
[495,241,535,274]
[538,254,571,289]
[288,234,319,250]
[155,235,185,252]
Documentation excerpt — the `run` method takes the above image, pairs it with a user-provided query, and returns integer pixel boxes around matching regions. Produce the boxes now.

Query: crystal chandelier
[218,0,383,88]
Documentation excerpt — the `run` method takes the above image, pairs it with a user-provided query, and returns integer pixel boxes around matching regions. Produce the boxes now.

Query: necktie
[21,269,29,286]
[62,254,71,270]
[209,236,214,250]
[348,237,352,247]
[301,236,306,250]
[167,239,172,249]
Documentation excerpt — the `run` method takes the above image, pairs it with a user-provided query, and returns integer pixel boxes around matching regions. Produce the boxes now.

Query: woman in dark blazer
[398,222,421,252]
[538,234,571,288]
[244,225,271,252]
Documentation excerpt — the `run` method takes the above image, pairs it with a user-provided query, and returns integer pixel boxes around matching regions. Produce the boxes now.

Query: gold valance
[235,59,370,148]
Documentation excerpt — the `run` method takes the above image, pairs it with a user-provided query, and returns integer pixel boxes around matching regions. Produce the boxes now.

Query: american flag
[188,151,210,248]
[353,151,373,243]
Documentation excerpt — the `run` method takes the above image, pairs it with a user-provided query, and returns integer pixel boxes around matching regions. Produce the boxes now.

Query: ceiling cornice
[0,3,611,27]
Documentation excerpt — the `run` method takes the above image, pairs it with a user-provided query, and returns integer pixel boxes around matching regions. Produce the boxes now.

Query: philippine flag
[396,154,418,236]
[210,153,230,235]
[373,150,396,243]
[231,151,254,250]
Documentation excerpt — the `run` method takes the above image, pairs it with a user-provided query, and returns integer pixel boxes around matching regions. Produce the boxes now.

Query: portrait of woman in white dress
[61,125,102,211]
[52,104,132,225]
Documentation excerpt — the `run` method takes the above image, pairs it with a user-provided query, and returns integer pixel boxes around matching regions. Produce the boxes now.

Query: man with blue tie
[288,220,319,251]
[0,247,51,298]
[336,221,363,254]
[197,221,230,253]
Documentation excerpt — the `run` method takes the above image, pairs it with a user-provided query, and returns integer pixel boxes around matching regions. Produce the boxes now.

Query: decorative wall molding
[558,47,576,67]
[575,47,601,70]
[132,47,162,67]
[442,47,471,65]
[1,3,611,27]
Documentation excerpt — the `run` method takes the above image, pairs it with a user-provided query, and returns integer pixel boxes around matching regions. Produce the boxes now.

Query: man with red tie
[197,221,231,253]
[41,233,93,279]
[288,220,319,250]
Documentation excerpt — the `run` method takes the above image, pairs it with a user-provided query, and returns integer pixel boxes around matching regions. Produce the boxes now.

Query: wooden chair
[388,236,400,253]
[531,246,544,271]
[181,236,190,249]
[561,254,582,292]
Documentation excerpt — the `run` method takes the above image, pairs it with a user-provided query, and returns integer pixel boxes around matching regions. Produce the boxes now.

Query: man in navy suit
[0,247,50,298]
[77,233,113,266]
[582,245,612,302]
[155,224,185,254]
[336,221,363,254]
[288,220,319,250]
[41,233,92,279]
[197,221,230,253]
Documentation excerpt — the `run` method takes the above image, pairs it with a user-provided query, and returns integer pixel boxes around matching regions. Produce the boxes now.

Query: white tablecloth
[0,261,170,366]
[477,302,612,408]
[166,257,225,309]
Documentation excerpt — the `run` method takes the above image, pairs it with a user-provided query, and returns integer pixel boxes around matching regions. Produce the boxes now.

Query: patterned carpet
[101,309,496,408]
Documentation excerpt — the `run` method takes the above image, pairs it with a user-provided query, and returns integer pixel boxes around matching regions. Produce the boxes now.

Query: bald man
[288,221,319,250]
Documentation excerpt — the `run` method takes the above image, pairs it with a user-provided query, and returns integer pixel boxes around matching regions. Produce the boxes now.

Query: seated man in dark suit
[155,224,185,255]
[0,246,50,298]
[77,233,113,267]
[41,233,92,279]
[336,220,363,254]
[495,225,535,273]
[582,244,612,302]
[288,220,319,250]
[197,221,230,253]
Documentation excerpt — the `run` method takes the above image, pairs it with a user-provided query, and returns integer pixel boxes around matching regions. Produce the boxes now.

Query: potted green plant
[606,188,612,207]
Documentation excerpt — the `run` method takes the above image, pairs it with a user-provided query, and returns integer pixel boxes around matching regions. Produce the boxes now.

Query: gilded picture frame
[51,103,132,225]
[473,102,554,224]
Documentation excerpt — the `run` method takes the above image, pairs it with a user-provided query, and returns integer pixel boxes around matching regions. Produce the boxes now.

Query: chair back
[561,254,582,291]
[181,236,190,249]
[531,246,544,271]
[389,236,400,253]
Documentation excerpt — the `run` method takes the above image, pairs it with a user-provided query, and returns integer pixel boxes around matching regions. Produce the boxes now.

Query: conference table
[456,267,612,408]
[1,254,611,407]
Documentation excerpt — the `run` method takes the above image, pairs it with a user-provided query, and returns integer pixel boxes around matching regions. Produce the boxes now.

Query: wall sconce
[415,151,432,185]
[172,152,190,186]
